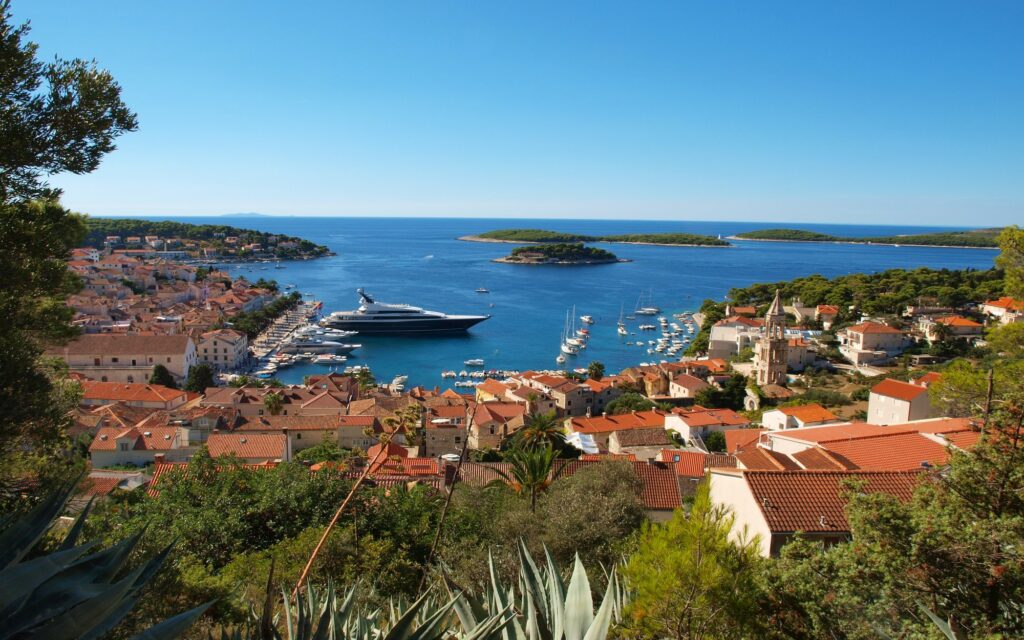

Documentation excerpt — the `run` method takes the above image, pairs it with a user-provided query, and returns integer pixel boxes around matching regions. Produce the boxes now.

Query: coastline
[459,235,732,248]
[726,236,999,250]
[492,257,630,265]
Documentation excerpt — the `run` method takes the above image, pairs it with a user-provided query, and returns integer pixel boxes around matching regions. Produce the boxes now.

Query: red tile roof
[659,449,707,477]
[206,433,287,460]
[90,426,182,451]
[774,418,973,445]
[80,381,186,404]
[560,460,682,511]
[778,404,839,423]
[984,297,1024,312]
[934,315,983,328]
[915,372,943,387]
[846,321,903,335]
[725,429,765,453]
[792,447,849,470]
[736,448,802,471]
[570,410,667,434]
[743,470,921,533]
[871,378,929,402]
[477,378,511,397]
[816,305,839,315]
[673,407,749,428]
[823,432,950,471]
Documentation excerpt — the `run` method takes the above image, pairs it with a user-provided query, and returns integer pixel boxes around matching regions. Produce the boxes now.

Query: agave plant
[0,477,211,639]
[448,540,628,640]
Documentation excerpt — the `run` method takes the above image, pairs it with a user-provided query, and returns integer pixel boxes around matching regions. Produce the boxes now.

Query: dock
[250,299,322,360]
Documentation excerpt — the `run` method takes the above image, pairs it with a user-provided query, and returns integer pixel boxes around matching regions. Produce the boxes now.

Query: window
[454,436,461,443]
[258,409,264,416]
[131,359,137,366]
[296,432,302,440]
[166,357,171,363]
[119,443,128,451]
[111,357,119,363]
[203,348,207,353]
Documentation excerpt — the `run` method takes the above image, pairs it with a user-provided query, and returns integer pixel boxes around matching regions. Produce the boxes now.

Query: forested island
[495,242,624,264]
[733,227,1001,248]
[84,218,332,260]
[462,228,730,247]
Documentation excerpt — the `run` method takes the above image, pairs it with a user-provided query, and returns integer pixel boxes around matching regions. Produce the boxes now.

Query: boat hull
[321,315,489,334]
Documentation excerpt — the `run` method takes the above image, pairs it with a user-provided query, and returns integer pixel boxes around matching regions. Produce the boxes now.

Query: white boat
[475,288,490,293]
[392,375,408,385]
[464,359,485,366]
[580,315,594,324]
[617,324,628,336]
[560,342,579,355]
[556,354,566,364]
[321,289,490,334]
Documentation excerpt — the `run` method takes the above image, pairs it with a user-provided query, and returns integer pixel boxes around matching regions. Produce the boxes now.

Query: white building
[867,378,932,425]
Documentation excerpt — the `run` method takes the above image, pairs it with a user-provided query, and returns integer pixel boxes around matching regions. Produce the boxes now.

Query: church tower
[754,289,788,386]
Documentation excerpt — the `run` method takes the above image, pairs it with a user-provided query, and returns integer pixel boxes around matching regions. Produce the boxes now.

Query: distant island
[84,218,332,261]
[461,228,730,247]
[494,242,625,265]
[732,227,1002,248]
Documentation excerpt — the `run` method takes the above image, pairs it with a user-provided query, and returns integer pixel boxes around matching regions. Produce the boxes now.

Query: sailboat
[635,289,660,316]
[617,304,629,336]
[560,308,580,355]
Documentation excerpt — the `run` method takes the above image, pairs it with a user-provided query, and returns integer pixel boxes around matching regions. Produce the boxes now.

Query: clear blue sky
[13,1,1024,224]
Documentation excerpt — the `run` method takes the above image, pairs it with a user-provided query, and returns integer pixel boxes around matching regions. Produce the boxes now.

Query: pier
[250,299,322,360]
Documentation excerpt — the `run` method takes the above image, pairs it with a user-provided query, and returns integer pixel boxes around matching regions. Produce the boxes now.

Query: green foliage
[184,363,215,392]
[82,218,329,256]
[148,363,178,389]
[263,390,284,416]
[508,243,618,263]
[788,388,851,407]
[693,374,748,410]
[587,360,605,381]
[736,227,1002,248]
[477,229,595,242]
[997,226,1024,298]
[600,233,729,246]
[685,299,726,356]
[0,2,137,203]
[514,412,564,449]
[229,291,302,338]
[355,367,377,391]
[726,266,1004,317]
[605,392,657,415]
[0,477,209,639]
[253,277,279,292]
[620,483,765,640]
[704,430,726,452]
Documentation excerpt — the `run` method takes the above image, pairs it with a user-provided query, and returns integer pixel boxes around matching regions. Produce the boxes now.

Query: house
[566,410,669,449]
[423,404,470,457]
[981,297,1024,325]
[607,428,674,460]
[206,432,290,463]
[468,402,528,450]
[761,404,841,431]
[868,378,933,425]
[48,334,198,384]
[516,372,594,416]
[668,373,710,399]
[762,417,974,455]
[89,426,190,468]
[582,377,624,414]
[707,317,763,359]
[78,381,190,410]
[709,469,921,556]
[837,322,909,365]
[237,415,345,453]
[918,315,984,343]
[196,328,249,371]
[336,415,382,450]
[664,407,749,444]
[815,305,839,329]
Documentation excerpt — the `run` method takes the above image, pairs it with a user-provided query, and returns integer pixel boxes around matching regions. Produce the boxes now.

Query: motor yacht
[321,289,490,334]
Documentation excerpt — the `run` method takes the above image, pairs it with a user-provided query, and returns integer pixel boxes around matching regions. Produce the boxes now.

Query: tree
[0,1,137,203]
[621,483,765,640]
[184,363,215,392]
[997,226,1024,299]
[587,360,605,381]
[149,363,178,388]
[490,444,566,513]
[606,392,657,415]
[515,411,564,448]
[355,367,376,391]
[263,391,284,416]
[694,374,749,410]
[705,430,726,452]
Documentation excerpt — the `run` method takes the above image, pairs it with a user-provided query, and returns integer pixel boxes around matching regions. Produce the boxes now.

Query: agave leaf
[523,587,540,640]
[462,602,516,640]
[543,547,565,640]
[562,555,594,640]
[382,591,432,640]
[0,477,77,568]
[919,605,959,640]
[78,544,178,640]
[0,542,95,612]
[405,596,457,640]
[29,530,145,605]
[517,539,551,635]
[280,587,294,640]
[58,498,94,551]
[581,578,616,640]
[127,600,214,640]
[19,562,143,638]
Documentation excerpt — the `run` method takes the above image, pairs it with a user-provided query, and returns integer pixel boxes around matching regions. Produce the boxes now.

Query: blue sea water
[127,217,999,388]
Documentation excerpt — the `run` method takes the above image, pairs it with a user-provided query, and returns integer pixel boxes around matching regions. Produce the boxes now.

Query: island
[84,218,333,261]
[732,227,1002,248]
[494,242,626,265]
[461,228,730,247]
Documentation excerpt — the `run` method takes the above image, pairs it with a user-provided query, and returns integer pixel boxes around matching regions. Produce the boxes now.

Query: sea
[122,216,1000,389]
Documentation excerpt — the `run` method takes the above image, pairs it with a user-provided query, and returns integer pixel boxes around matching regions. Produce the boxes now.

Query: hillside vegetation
[84,218,330,255]
[505,242,619,263]
[736,227,1001,248]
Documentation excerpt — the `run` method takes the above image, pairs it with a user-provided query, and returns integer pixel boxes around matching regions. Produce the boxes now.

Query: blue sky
[13,1,1024,224]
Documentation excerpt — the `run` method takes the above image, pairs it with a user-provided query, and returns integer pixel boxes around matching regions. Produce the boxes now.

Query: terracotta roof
[580,453,637,462]
[817,305,839,314]
[736,448,802,471]
[937,430,982,449]
[706,453,738,469]
[48,334,192,355]
[915,372,943,387]
[823,432,951,471]
[846,321,903,335]
[560,460,682,511]
[238,415,342,431]
[725,429,765,453]
[871,378,929,402]
[778,404,839,424]
[612,428,673,448]
[984,297,1024,312]
[570,410,668,434]
[659,449,707,477]
[791,447,849,470]
[934,315,983,328]
[90,426,182,451]
[79,476,124,496]
[743,470,920,533]
[477,378,511,397]
[773,418,973,446]
[672,373,709,390]
[206,433,287,459]
[673,407,749,428]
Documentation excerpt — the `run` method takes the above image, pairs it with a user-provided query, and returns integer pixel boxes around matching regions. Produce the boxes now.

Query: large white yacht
[321,289,491,334]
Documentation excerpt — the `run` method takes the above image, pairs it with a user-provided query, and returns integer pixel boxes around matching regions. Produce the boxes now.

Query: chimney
[154,453,165,464]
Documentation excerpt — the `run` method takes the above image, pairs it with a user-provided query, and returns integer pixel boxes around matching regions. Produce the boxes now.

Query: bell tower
[754,289,788,386]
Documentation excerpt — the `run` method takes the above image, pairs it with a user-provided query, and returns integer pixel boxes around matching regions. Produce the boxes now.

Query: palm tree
[516,411,564,448]
[587,360,605,381]
[263,390,284,416]
[490,444,567,512]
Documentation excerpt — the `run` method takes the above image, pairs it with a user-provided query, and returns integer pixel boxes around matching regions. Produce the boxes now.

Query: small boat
[556,354,566,364]
[464,359,485,366]
[560,342,579,355]
[475,288,490,293]
[617,323,628,336]
[458,370,468,377]
[580,315,594,324]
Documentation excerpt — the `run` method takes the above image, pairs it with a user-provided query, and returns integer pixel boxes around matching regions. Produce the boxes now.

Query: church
[754,290,788,386]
